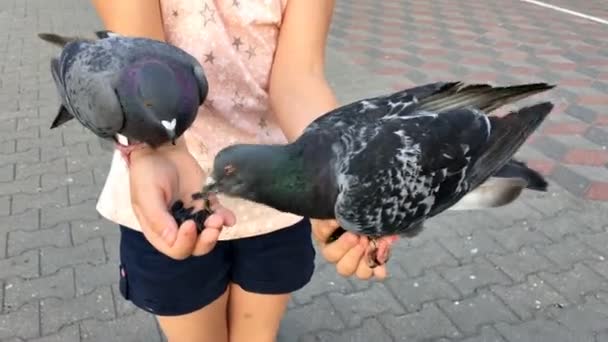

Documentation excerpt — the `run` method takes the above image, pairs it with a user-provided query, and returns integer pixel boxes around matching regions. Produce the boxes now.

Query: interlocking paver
[29,325,80,342]
[1,0,607,341]
[491,275,568,320]
[40,286,114,335]
[538,263,608,304]
[439,290,520,336]
[7,224,71,256]
[4,268,75,312]
[0,303,40,340]
[379,304,462,341]
[39,238,105,276]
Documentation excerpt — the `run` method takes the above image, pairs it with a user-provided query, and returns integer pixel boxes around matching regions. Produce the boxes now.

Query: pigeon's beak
[201,175,219,194]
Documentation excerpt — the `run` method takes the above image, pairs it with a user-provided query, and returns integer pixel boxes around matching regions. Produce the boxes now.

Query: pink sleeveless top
[96,0,303,240]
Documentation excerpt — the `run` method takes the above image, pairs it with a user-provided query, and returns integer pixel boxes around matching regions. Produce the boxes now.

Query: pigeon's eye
[224,164,236,176]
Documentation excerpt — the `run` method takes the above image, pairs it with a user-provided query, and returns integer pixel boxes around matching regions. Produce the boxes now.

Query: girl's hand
[128,142,236,260]
[311,219,388,280]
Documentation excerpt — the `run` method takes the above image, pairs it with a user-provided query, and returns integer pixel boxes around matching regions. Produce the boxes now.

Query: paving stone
[41,199,99,229]
[535,212,596,242]
[487,247,557,282]
[0,250,39,280]
[311,318,394,342]
[70,218,118,245]
[438,232,506,264]
[549,297,608,337]
[379,303,462,341]
[40,143,89,163]
[4,267,74,312]
[7,223,70,256]
[111,283,139,318]
[0,209,39,232]
[0,195,9,216]
[40,286,114,335]
[487,222,553,251]
[439,290,519,335]
[539,263,608,303]
[279,296,345,338]
[385,270,460,312]
[540,237,605,271]
[29,324,80,342]
[460,326,506,342]
[495,319,594,342]
[491,275,568,320]
[328,282,406,328]
[40,237,106,275]
[579,231,608,257]
[292,262,354,305]
[0,303,39,340]
[40,169,94,190]
[11,186,68,215]
[440,258,512,296]
[391,240,459,278]
[0,164,14,182]
[68,184,104,206]
[80,310,162,342]
[74,262,118,296]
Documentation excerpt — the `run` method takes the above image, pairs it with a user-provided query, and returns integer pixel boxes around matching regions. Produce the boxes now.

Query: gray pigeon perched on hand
[198,81,554,267]
[38,30,208,163]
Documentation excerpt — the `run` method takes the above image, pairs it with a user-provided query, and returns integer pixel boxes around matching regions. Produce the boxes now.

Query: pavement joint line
[519,0,608,25]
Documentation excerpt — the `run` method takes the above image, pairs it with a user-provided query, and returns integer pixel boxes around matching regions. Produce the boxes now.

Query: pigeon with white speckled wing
[38,30,208,163]
[199,81,555,267]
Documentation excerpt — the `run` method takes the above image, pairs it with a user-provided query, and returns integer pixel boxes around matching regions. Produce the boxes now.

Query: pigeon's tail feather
[493,159,548,191]
[415,82,555,114]
[467,102,554,190]
[37,33,82,47]
[448,177,528,211]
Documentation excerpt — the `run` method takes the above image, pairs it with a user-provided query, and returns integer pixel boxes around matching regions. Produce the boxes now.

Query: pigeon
[197,81,555,267]
[38,30,208,164]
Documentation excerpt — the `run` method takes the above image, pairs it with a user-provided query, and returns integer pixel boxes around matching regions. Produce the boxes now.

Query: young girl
[92,1,388,341]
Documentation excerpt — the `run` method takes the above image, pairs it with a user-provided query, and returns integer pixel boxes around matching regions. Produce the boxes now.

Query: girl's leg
[227,283,290,342]
[118,225,233,342]
[157,287,230,342]
[228,219,317,342]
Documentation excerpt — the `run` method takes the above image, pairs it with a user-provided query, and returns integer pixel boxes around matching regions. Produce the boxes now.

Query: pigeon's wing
[301,82,461,137]
[61,43,125,138]
[48,57,75,128]
[333,108,492,237]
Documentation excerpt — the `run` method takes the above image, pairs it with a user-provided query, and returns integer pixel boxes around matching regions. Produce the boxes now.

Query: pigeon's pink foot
[114,142,146,166]
[366,235,399,268]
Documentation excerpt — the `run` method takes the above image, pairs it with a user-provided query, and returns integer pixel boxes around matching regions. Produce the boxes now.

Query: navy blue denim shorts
[118,218,315,316]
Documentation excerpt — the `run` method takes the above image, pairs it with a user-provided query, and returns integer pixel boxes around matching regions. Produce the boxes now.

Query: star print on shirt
[204,52,215,64]
[245,45,256,59]
[172,10,179,17]
[232,37,243,51]
[232,0,240,7]
[200,2,216,26]
[258,116,267,129]
[232,91,245,109]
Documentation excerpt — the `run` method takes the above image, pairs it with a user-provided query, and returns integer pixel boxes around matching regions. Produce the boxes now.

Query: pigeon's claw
[365,235,398,268]
[114,142,146,167]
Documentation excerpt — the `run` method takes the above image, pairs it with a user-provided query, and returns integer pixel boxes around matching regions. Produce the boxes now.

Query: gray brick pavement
[1,0,608,341]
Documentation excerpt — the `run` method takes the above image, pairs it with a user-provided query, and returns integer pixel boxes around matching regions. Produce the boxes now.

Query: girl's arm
[91,0,166,41]
[268,0,339,141]
[269,0,387,279]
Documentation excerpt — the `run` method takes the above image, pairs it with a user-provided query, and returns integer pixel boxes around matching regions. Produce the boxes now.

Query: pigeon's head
[115,59,208,147]
[202,144,283,200]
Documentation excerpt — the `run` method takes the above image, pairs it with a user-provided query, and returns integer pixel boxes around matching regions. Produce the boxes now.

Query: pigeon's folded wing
[333,108,492,237]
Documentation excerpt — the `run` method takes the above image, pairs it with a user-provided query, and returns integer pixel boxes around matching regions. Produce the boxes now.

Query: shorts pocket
[118,264,130,300]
